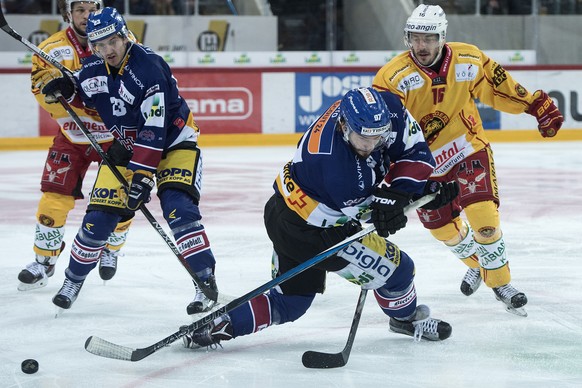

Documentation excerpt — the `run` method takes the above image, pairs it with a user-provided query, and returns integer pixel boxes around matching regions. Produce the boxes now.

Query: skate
[53,278,84,311]
[389,305,452,341]
[17,261,55,291]
[186,275,218,315]
[182,315,233,349]
[460,267,482,296]
[98,248,119,281]
[493,283,528,317]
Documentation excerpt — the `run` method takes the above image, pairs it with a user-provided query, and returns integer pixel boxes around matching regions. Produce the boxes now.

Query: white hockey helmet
[59,0,103,23]
[404,5,448,51]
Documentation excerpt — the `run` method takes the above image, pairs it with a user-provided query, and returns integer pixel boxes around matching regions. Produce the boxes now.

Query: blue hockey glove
[370,187,413,237]
[125,169,155,211]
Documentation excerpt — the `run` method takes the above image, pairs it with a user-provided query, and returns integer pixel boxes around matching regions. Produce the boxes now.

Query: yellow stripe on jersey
[275,161,319,222]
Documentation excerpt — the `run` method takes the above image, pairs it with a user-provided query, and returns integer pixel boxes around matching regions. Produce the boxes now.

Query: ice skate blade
[504,305,528,317]
[54,306,65,318]
[17,279,48,291]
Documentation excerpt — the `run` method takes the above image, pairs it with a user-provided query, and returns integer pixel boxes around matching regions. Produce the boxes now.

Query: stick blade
[302,350,347,369]
[85,336,135,361]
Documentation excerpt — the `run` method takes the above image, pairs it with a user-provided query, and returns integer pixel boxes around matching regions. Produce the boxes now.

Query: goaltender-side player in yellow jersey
[373,4,564,316]
[17,0,134,291]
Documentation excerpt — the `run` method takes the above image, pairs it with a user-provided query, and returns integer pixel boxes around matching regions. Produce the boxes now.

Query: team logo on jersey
[47,46,74,62]
[457,159,488,196]
[515,84,527,97]
[118,81,135,104]
[491,63,507,87]
[420,111,449,143]
[397,71,424,93]
[142,93,165,127]
[81,76,108,96]
[42,152,71,185]
[455,64,478,82]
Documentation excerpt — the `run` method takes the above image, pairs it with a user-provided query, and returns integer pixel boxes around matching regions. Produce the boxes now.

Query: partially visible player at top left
[18,0,134,291]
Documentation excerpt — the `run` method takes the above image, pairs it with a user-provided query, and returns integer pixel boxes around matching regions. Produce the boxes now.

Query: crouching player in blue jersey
[181,87,459,349]
[37,7,219,315]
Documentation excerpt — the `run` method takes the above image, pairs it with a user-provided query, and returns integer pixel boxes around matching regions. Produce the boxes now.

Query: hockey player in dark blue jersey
[39,7,219,315]
[181,87,459,349]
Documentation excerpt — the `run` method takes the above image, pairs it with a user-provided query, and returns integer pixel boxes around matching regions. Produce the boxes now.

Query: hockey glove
[320,220,362,247]
[124,169,155,211]
[421,180,460,210]
[526,90,563,138]
[370,186,412,237]
[37,68,76,104]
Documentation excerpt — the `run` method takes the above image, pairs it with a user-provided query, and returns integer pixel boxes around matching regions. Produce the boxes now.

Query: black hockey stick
[302,288,368,369]
[84,194,436,362]
[0,9,216,301]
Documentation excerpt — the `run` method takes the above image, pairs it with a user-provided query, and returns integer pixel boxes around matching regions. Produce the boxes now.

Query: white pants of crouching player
[335,233,418,319]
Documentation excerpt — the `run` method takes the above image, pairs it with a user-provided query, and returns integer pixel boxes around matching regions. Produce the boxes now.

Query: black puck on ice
[21,359,39,374]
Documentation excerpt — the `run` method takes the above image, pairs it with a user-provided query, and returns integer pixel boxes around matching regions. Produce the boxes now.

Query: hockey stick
[0,9,216,301]
[84,193,436,362]
[302,288,368,369]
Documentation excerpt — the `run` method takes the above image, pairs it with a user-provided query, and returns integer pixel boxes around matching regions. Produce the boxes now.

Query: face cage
[340,115,391,152]
[404,31,445,67]
[88,31,131,59]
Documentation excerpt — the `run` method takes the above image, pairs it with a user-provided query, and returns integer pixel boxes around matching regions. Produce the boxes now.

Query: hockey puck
[21,359,39,374]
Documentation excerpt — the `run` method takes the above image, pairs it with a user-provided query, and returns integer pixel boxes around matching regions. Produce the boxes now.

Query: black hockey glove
[370,187,413,237]
[106,139,133,167]
[420,180,460,210]
[38,68,76,104]
[320,220,362,247]
[125,169,155,211]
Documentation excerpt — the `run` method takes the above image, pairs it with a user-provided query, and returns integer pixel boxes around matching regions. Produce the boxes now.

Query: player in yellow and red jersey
[17,0,133,291]
[373,4,564,316]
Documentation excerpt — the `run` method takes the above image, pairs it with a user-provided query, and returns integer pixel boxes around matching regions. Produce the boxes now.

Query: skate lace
[463,268,481,285]
[412,318,438,341]
[100,249,119,268]
[26,262,47,277]
[59,279,82,299]
[495,284,518,299]
[193,282,208,303]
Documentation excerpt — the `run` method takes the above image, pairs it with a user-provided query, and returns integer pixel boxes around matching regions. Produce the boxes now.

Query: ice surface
[1,142,581,388]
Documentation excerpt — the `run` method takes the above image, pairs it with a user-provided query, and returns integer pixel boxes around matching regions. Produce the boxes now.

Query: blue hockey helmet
[339,87,392,147]
[86,7,129,44]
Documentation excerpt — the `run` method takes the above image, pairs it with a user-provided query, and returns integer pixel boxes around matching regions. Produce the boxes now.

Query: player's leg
[182,193,328,348]
[52,161,130,309]
[18,135,90,291]
[465,201,527,310]
[157,145,218,315]
[93,139,134,282]
[334,233,452,341]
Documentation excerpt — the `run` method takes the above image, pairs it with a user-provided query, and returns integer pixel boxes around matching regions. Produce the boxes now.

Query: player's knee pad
[159,189,201,233]
[374,282,417,320]
[78,210,122,246]
[335,234,414,290]
[36,192,75,227]
[229,288,315,337]
[429,217,465,244]
[465,201,501,243]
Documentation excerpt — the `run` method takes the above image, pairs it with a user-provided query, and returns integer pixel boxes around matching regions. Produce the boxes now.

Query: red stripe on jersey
[374,284,417,311]
[249,294,272,333]
[388,160,434,184]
